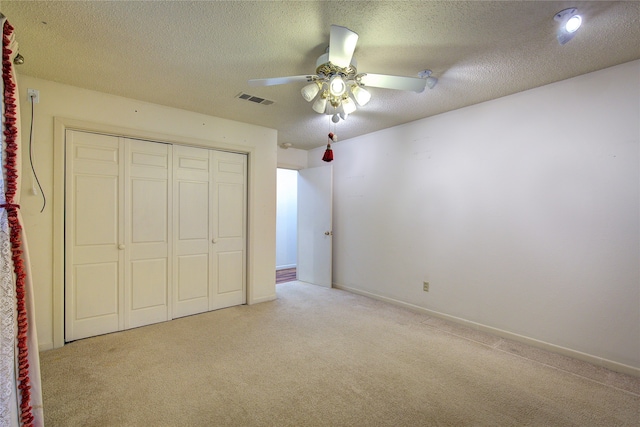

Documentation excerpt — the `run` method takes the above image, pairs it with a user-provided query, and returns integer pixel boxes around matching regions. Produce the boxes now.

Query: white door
[173,145,211,318]
[124,139,172,328]
[66,132,173,340]
[173,146,247,317]
[65,131,124,341]
[297,165,333,287]
[210,150,247,309]
[66,131,247,339]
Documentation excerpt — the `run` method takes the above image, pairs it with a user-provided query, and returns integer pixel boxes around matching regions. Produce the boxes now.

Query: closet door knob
[212,238,218,244]
[118,244,125,250]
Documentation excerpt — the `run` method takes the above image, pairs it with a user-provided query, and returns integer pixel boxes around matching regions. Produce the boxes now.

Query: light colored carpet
[40,281,639,426]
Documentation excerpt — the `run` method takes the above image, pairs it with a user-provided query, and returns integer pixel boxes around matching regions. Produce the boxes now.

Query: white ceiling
[2,1,639,150]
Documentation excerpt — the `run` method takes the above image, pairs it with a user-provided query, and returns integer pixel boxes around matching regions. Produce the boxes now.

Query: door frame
[275,168,298,272]
[52,117,260,348]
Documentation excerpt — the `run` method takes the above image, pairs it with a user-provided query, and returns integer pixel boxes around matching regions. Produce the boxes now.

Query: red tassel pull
[323,132,337,162]
[322,143,333,162]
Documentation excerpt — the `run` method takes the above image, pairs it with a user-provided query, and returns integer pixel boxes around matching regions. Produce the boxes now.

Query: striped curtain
[0,17,44,427]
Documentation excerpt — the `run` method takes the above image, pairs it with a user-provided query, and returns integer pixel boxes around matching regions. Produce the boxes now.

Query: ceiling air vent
[236,92,274,106]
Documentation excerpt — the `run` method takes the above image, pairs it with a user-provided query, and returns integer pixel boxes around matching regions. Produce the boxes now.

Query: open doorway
[276,168,298,283]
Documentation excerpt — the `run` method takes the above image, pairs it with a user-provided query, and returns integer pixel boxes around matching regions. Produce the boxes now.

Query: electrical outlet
[27,88,39,104]
[423,281,430,292]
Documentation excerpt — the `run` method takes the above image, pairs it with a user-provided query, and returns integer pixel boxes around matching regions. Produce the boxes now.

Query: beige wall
[310,60,640,374]
[17,75,278,350]
[277,145,308,170]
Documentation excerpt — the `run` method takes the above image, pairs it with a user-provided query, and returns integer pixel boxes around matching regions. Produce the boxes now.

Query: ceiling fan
[248,25,437,122]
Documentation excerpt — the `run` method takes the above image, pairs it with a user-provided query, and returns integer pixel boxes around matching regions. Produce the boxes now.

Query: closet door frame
[54,118,254,348]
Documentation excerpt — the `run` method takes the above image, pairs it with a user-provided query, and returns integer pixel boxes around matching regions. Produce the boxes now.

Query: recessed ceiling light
[565,15,582,33]
[554,8,582,45]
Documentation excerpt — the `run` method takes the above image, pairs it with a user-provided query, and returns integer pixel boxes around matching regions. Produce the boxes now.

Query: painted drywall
[17,75,278,350]
[310,60,640,373]
[277,145,308,169]
[276,169,298,269]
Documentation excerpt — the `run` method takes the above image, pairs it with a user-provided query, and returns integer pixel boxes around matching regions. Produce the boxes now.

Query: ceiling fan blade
[329,25,359,68]
[359,73,427,93]
[248,75,315,87]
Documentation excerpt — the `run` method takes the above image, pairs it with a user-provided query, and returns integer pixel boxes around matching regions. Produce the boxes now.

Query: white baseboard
[334,283,640,378]
[248,293,277,305]
[276,264,296,271]
[39,342,54,352]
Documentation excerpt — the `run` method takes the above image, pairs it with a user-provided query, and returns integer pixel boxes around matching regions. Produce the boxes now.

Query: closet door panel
[125,139,172,329]
[131,179,167,243]
[177,254,209,300]
[65,131,123,341]
[131,259,167,309]
[217,251,243,294]
[74,175,119,246]
[210,151,246,310]
[74,263,118,319]
[217,183,244,237]
[173,145,211,318]
[177,181,209,240]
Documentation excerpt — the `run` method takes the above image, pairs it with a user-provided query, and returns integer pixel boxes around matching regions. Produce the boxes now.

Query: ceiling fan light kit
[249,25,434,122]
[312,95,328,114]
[329,75,347,96]
[301,81,321,102]
[350,84,371,106]
[341,97,357,115]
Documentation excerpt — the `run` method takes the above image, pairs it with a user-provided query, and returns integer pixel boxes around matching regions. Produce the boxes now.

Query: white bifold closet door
[65,131,125,340]
[172,145,246,318]
[65,130,246,342]
[65,132,172,341]
[125,138,172,329]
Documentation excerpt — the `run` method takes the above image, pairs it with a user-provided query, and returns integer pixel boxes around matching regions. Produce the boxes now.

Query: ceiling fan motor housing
[314,55,364,111]
[250,25,428,119]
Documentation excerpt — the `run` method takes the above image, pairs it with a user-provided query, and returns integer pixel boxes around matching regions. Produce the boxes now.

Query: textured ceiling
[2,1,639,150]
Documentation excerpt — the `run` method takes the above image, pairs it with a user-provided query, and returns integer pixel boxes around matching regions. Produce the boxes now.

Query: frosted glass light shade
[342,97,357,114]
[351,85,371,106]
[301,82,320,102]
[312,96,328,114]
